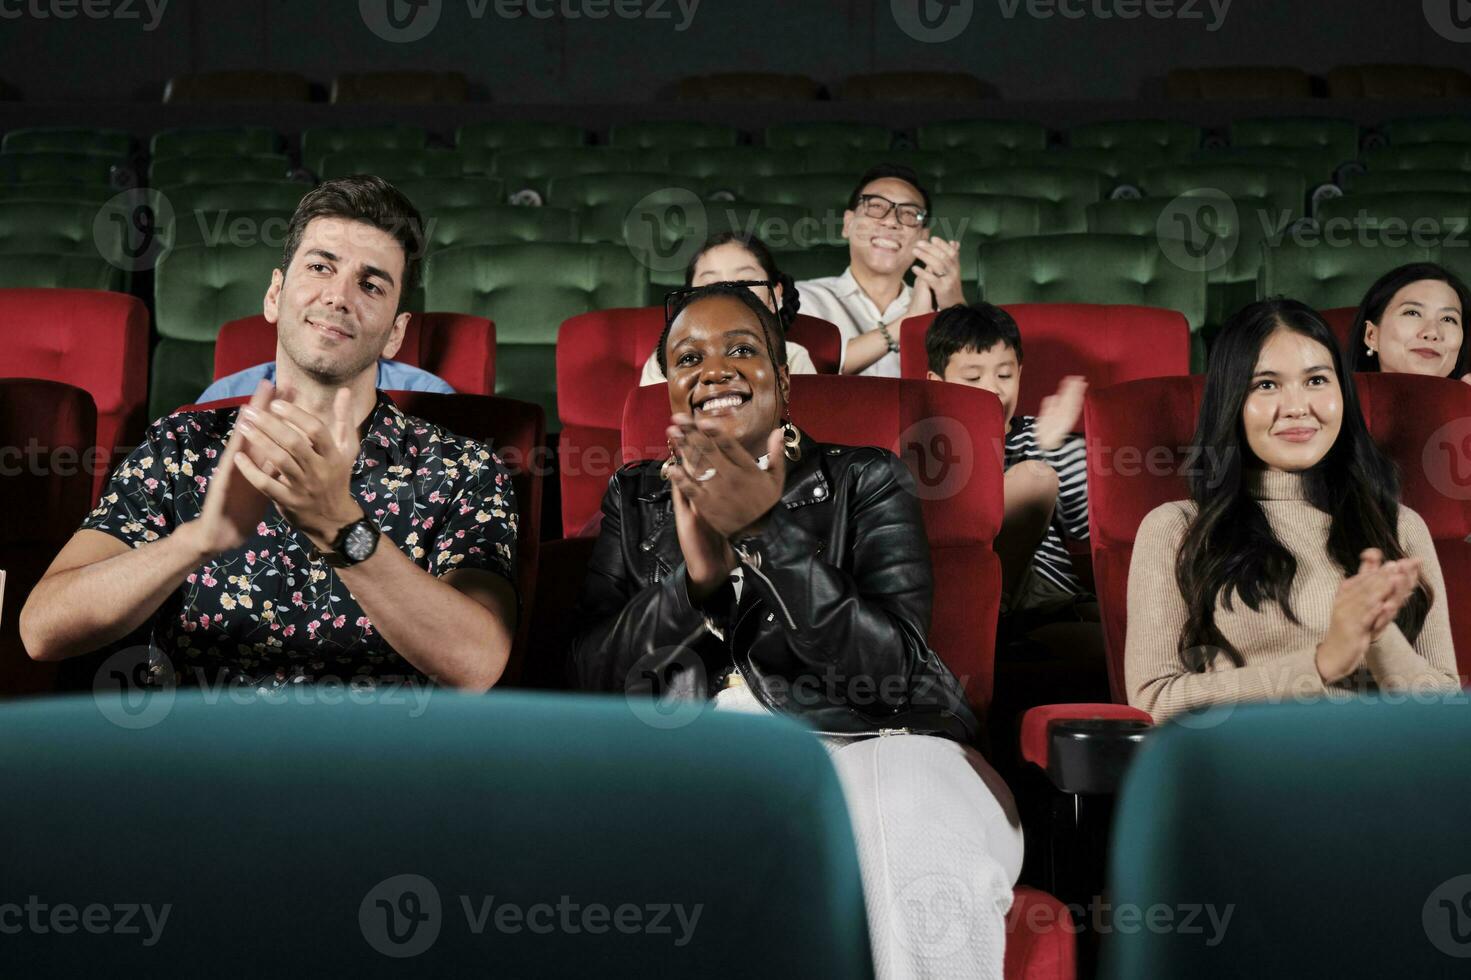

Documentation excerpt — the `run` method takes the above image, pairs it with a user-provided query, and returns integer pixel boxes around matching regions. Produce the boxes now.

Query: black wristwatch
[319,517,381,568]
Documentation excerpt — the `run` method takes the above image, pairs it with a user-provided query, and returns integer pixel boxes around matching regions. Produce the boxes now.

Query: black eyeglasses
[854,194,927,228]
[663,280,780,330]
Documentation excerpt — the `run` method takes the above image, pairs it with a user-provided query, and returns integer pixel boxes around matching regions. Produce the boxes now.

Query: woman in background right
[1349,262,1469,383]
[1126,299,1461,721]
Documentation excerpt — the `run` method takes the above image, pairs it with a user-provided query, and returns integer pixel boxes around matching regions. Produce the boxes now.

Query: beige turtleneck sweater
[1126,469,1462,721]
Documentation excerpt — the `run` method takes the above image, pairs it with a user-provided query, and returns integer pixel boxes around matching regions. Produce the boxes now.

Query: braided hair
[682,231,802,331]
[656,281,789,379]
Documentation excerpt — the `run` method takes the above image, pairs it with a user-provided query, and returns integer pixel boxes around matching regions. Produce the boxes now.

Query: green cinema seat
[456,121,587,151]
[801,147,1001,182]
[1187,146,1345,187]
[392,176,507,210]
[1,127,132,157]
[424,242,649,427]
[739,173,866,211]
[0,181,114,205]
[1068,120,1201,159]
[1087,193,1275,328]
[1006,147,1155,188]
[1363,142,1471,172]
[423,204,579,252]
[149,154,293,187]
[1103,699,1471,979]
[1230,116,1360,164]
[489,148,649,201]
[1382,115,1471,146]
[764,122,892,151]
[916,120,1048,154]
[0,252,123,291]
[976,233,1208,365]
[151,240,281,418]
[930,192,1058,286]
[546,174,706,243]
[1260,233,1438,311]
[150,126,280,159]
[939,167,1108,233]
[608,121,739,150]
[0,692,870,979]
[1341,169,1471,195]
[318,148,463,182]
[1317,191,1471,240]
[0,199,116,258]
[0,151,117,186]
[775,245,850,282]
[1140,163,1309,225]
[301,125,428,175]
[666,148,811,194]
[160,179,309,216]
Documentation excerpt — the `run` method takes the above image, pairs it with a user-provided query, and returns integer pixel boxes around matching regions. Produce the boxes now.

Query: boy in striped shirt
[925,303,1091,616]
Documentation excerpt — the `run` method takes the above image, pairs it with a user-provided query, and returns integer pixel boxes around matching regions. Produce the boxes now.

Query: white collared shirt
[795,267,913,378]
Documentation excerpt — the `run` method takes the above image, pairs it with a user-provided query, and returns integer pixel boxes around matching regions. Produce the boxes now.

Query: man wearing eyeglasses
[796,164,965,377]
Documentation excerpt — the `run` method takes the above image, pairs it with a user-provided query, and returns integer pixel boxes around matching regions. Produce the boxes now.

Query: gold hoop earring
[660,440,679,481]
[782,421,802,462]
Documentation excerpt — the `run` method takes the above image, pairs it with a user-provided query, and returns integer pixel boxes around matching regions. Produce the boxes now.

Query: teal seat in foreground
[0,692,871,978]
[1104,699,1471,979]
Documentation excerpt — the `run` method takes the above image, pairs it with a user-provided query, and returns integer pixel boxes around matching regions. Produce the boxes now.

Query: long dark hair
[1175,299,1431,668]
[1348,262,1470,377]
[682,231,801,331]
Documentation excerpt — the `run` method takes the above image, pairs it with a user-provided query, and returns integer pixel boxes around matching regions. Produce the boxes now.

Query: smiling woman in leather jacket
[569,282,1023,980]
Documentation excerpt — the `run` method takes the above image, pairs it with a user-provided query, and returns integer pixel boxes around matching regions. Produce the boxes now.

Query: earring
[660,439,679,481]
[782,420,802,462]
[1366,345,1376,357]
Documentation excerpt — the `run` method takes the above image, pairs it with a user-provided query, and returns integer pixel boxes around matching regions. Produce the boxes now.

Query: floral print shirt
[81,392,517,686]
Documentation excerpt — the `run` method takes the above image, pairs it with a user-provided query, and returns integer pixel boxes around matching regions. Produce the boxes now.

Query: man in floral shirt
[20,176,519,691]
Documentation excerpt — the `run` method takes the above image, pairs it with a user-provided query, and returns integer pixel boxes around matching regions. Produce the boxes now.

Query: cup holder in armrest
[1047,718,1151,795]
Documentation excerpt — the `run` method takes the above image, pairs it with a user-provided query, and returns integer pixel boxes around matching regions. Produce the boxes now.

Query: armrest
[1021,703,1153,795]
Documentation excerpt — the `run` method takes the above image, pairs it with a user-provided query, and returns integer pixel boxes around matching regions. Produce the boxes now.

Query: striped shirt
[1004,415,1090,596]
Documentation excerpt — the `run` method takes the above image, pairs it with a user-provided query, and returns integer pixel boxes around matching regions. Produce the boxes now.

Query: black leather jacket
[568,434,979,742]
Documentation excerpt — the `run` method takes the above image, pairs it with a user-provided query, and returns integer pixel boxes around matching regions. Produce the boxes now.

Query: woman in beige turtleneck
[1126,299,1462,721]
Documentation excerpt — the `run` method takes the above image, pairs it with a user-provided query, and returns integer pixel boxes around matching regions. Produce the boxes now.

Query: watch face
[343,522,377,562]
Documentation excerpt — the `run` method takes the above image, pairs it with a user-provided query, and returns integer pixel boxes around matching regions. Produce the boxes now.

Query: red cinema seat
[0,288,149,499]
[0,379,97,695]
[556,306,841,536]
[1318,306,1356,350]
[213,313,496,396]
[621,374,1076,979]
[185,392,545,684]
[898,303,1193,422]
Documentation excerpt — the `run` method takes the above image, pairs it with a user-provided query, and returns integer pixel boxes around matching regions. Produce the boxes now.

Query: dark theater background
[2,2,1471,978]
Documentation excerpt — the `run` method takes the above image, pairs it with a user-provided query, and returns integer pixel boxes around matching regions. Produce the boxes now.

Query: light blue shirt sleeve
[376,360,456,394]
[197,362,276,403]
